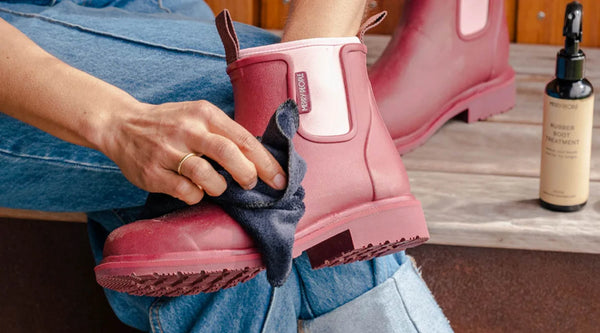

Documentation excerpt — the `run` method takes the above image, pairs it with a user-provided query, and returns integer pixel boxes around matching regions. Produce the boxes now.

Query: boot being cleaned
[95,10,429,296]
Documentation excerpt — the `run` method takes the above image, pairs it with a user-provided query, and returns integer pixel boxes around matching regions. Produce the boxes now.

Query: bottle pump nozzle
[556,1,585,81]
[563,1,583,55]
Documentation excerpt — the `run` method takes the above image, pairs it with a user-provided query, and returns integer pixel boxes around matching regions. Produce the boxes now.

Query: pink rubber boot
[94,11,428,296]
[369,0,516,154]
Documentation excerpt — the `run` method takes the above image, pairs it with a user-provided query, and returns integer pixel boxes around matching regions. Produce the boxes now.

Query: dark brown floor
[2,217,599,333]
[0,218,138,333]
[407,245,600,333]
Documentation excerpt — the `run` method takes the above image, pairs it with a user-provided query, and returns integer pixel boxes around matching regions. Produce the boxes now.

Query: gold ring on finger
[177,153,198,176]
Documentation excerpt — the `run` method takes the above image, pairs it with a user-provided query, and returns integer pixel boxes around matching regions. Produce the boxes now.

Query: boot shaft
[374,0,510,81]
[216,11,413,226]
[229,37,360,140]
[369,0,513,141]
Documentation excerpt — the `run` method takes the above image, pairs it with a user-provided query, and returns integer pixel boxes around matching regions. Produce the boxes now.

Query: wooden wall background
[204,0,600,47]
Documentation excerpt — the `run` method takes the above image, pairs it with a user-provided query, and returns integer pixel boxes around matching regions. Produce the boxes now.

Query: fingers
[207,108,287,190]
[177,154,227,196]
[198,133,259,190]
[157,171,205,205]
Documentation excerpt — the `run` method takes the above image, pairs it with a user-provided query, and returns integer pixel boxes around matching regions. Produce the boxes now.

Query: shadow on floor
[0,218,139,333]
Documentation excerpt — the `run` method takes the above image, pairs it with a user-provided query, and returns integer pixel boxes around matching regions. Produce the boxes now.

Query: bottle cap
[556,1,585,80]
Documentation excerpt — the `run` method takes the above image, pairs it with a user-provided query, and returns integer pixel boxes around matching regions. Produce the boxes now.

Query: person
[0,0,452,331]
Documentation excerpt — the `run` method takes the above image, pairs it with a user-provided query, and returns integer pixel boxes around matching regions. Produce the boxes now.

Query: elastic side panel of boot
[490,0,512,79]
[340,44,412,200]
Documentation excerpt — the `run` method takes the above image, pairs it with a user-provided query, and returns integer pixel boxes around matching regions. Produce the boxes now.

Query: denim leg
[295,252,453,333]
[88,210,157,332]
[0,2,450,331]
[298,253,453,333]
[0,0,279,212]
[0,2,285,331]
[88,209,303,333]
[146,270,301,333]
[0,119,149,212]
[294,252,403,319]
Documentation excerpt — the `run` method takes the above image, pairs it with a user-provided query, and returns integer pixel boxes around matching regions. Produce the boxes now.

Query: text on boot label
[295,72,312,114]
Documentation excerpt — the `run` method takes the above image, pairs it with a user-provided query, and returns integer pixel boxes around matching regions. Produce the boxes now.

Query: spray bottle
[539,1,594,211]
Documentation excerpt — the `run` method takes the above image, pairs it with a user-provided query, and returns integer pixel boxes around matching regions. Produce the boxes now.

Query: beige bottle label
[540,95,594,206]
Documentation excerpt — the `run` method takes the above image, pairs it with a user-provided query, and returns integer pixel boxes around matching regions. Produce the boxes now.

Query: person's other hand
[99,100,287,205]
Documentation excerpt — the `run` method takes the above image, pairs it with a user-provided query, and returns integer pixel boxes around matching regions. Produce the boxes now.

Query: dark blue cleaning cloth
[140,100,306,287]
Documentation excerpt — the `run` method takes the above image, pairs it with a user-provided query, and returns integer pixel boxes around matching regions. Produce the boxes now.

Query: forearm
[0,18,140,151]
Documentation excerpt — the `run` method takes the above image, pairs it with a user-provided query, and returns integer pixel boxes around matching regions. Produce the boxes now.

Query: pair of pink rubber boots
[95,0,515,296]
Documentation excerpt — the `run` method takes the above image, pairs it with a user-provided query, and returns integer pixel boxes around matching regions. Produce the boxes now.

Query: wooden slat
[505,0,517,42]
[260,0,516,37]
[508,43,600,78]
[516,0,600,47]
[0,207,86,223]
[484,43,600,126]
[204,0,260,25]
[364,33,390,66]
[402,121,600,180]
[260,0,405,33]
[489,73,600,127]
[409,170,600,254]
[259,0,290,30]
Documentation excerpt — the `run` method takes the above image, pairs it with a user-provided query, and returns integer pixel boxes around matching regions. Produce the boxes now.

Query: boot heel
[462,70,516,123]
[305,200,429,269]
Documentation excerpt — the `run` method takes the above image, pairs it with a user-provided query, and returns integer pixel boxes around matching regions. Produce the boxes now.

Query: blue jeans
[0,1,452,332]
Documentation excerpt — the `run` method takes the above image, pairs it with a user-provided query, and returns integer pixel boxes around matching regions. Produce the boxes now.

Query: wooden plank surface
[0,207,86,223]
[259,0,290,30]
[204,0,259,26]
[409,171,600,254]
[361,35,600,254]
[401,122,600,180]
[491,73,600,128]
[259,0,516,38]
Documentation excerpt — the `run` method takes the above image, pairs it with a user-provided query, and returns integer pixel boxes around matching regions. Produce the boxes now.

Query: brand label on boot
[295,72,312,113]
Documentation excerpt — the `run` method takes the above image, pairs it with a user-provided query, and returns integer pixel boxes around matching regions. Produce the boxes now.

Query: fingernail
[244,179,258,190]
[273,173,287,190]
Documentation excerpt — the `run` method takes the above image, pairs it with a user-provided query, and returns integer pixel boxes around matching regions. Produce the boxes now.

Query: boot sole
[394,68,516,154]
[95,196,427,296]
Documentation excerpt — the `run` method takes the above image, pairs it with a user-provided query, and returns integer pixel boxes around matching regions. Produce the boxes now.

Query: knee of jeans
[104,289,157,332]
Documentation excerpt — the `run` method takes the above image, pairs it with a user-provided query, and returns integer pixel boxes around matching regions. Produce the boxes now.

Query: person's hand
[99,100,287,205]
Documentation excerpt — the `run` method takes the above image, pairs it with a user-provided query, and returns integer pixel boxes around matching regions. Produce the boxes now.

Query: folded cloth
[139,100,306,287]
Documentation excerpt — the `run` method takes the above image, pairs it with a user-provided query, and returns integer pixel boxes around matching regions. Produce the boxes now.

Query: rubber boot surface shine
[94,10,429,296]
[369,0,516,154]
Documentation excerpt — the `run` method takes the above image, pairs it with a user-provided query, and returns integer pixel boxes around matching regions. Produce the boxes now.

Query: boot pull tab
[358,11,387,43]
[215,9,240,64]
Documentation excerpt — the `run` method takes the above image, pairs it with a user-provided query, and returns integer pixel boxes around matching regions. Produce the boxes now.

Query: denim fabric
[299,255,453,333]
[0,1,451,331]
[0,0,280,212]
[88,210,431,332]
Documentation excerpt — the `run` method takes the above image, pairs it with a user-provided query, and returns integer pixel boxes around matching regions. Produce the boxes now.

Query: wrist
[86,93,148,155]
